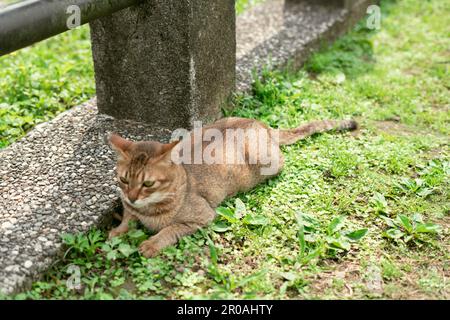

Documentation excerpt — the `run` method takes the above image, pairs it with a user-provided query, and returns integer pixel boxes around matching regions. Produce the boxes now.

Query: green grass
[235,0,266,14]
[1,0,22,5]
[2,0,450,299]
[0,26,94,148]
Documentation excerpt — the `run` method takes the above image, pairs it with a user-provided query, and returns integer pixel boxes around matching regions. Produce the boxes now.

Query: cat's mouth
[120,190,173,208]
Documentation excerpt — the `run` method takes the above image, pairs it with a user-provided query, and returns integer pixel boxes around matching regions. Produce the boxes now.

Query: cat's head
[108,134,180,208]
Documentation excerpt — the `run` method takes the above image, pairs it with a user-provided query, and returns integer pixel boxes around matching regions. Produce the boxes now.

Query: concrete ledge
[237,0,373,91]
[0,0,374,294]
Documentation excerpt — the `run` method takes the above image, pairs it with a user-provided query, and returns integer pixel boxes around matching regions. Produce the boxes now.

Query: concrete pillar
[90,0,236,130]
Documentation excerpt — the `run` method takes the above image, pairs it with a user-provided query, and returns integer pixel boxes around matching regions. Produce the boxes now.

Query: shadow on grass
[304,24,377,79]
[305,0,401,79]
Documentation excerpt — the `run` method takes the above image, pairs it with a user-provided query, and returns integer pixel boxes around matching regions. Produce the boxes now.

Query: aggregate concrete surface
[0,100,171,294]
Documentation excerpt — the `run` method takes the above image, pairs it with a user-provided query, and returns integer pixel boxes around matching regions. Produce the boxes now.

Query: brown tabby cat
[108,117,357,257]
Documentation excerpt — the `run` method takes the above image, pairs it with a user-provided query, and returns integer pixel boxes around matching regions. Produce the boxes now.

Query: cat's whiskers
[123,191,176,209]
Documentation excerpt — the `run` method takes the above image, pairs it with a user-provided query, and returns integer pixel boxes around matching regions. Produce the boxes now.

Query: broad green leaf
[139,280,157,292]
[127,229,146,239]
[98,293,114,300]
[118,243,135,257]
[280,272,297,281]
[298,224,306,258]
[328,216,345,235]
[398,215,413,233]
[109,236,122,247]
[216,207,238,223]
[371,192,388,209]
[384,228,404,239]
[207,237,218,265]
[345,228,368,241]
[380,215,396,227]
[211,220,232,233]
[327,237,351,251]
[106,250,118,261]
[415,223,441,234]
[243,214,269,226]
[101,243,112,252]
[235,198,246,219]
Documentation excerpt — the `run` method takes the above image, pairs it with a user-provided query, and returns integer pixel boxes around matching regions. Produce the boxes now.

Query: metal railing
[0,0,142,56]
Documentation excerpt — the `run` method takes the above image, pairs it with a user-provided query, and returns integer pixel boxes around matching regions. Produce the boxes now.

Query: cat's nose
[128,196,137,204]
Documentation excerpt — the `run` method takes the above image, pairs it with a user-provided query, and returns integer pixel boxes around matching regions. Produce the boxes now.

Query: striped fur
[276,119,358,145]
[108,117,358,258]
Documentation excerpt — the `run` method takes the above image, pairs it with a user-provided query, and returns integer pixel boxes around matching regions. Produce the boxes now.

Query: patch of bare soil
[374,119,420,137]
[307,259,363,299]
[305,244,449,300]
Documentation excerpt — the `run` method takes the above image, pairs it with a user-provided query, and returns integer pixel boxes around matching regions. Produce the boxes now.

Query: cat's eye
[119,177,129,184]
[143,180,155,188]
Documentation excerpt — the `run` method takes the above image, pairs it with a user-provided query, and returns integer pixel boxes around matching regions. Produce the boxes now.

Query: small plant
[101,237,136,261]
[212,198,269,233]
[416,159,449,189]
[100,222,147,260]
[325,216,368,253]
[296,213,368,263]
[381,213,442,245]
[394,178,434,198]
[370,192,389,215]
[61,229,104,258]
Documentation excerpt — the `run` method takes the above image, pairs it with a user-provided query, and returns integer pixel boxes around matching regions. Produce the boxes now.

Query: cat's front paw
[108,227,127,240]
[139,240,160,258]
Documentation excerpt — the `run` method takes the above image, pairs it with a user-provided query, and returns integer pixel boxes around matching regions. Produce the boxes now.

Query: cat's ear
[108,133,132,160]
[156,139,180,165]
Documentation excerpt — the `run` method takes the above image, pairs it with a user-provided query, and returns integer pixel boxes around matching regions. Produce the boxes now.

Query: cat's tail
[276,119,358,145]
